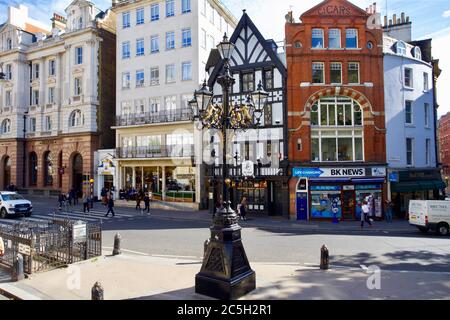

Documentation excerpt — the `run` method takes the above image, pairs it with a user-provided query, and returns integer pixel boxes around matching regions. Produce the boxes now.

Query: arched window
[396,41,406,55]
[69,110,84,127]
[78,17,83,29]
[1,119,11,133]
[29,152,38,186]
[6,38,12,50]
[414,46,422,60]
[44,151,54,186]
[310,96,364,162]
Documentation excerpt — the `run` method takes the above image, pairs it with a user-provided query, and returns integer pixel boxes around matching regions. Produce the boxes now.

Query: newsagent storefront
[293,167,387,221]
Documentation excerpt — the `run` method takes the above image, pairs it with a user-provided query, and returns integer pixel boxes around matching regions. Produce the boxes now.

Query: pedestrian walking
[58,191,66,210]
[0,236,4,257]
[361,201,373,229]
[82,193,90,213]
[73,188,79,205]
[135,193,142,210]
[143,193,151,214]
[105,196,115,217]
[240,197,248,221]
[101,187,107,206]
[385,200,394,223]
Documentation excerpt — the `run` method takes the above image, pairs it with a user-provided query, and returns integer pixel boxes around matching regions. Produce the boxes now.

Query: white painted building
[383,15,445,215]
[112,0,236,208]
[0,1,117,195]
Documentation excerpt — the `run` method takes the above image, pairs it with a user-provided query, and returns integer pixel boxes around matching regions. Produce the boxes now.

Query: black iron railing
[115,108,193,127]
[206,165,285,177]
[116,145,195,159]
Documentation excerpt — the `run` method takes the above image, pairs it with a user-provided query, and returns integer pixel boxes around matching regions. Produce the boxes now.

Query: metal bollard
[91,282,104,300]
[112,233,122,256]
[11,253,25,282]
[320,245,329,270]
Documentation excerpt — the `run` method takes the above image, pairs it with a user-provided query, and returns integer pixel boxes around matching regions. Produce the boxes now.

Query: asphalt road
[3,196,450,274]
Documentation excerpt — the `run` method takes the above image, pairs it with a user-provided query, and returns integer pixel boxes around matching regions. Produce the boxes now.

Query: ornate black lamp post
[189,34,268,300]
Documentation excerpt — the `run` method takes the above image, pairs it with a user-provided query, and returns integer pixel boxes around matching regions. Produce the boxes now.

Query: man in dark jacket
[143,193,151,214]
[105,196,115,217]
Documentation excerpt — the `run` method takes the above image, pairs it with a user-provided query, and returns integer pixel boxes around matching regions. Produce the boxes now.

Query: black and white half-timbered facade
[204,11,288,216]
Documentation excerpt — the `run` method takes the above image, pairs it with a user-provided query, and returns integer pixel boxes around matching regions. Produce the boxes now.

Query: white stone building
[0,1,116,196]
[112,0,236,208]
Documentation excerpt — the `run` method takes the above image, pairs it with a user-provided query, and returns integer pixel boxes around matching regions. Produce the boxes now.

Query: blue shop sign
[311,185,342,192]
[389,172,399,182]
[293,168,324,178]
[355,184,382,190]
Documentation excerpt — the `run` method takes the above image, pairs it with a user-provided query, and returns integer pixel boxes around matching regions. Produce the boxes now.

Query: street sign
[242,161,254,177]
[73,221,87,243]
[389,172,399,182]
[18,243,31,256]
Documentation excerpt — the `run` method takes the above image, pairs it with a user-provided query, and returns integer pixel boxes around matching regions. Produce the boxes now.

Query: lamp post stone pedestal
[195,206,255,300]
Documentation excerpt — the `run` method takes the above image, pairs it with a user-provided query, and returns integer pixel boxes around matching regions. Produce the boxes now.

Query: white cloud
[433,32,450,117]
[443,10,450,18]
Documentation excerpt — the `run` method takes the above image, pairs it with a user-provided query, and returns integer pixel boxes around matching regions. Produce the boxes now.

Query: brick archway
[0,155,11,190]
[304,87,374,120]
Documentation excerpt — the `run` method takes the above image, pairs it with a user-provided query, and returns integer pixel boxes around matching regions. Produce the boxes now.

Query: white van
[409,200,450,236]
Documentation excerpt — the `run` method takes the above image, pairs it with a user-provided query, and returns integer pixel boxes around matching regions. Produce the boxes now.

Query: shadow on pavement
[330,250,450,273]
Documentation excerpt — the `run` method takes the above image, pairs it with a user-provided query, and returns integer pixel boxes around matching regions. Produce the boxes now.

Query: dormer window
[414,47,422,60]
[6,38,12,50]
[396,41,406,55]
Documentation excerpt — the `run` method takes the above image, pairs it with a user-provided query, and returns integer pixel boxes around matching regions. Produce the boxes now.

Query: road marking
[102,247,150,256]
[33,213,99,222]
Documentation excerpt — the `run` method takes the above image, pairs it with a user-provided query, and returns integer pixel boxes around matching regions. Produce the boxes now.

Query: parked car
[409,200,450,236]
[0,192,33,218]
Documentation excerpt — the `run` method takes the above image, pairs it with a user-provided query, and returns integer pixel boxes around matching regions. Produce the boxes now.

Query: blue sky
[1,0,449,115]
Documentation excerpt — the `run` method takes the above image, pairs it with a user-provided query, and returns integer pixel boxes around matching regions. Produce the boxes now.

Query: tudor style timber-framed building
[205,11,288,217]
[0,2,116,196]
[286,0,387,221]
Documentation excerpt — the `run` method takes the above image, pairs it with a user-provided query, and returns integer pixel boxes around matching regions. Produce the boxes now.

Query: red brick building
[285,0,387,221]
[439,112,450,188]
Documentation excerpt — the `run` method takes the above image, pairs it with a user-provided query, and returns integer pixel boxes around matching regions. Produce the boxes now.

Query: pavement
[0,252,449,300]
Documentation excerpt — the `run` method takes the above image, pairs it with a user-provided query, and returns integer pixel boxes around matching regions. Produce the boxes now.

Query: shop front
[94,150,116,200]
[388,169,446,219]
[117,158,200,206]
[293,166,387,221]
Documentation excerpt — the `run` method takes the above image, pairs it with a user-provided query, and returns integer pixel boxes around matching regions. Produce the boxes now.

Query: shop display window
[355,185,383,219]
[310,186,342,219]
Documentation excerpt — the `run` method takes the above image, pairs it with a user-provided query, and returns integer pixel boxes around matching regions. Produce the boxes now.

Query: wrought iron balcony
[206,165,285,178]
[117,145,195,159]
[115,108,193,127]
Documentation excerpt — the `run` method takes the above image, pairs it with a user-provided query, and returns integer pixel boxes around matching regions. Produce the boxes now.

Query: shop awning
[309,178,352,183]
[352,178,386,184]
[391,180,447,193]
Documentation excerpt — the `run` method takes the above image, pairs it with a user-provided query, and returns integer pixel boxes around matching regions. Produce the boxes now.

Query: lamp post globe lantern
[193,32,259,300]
[252,80,269,113]
[194,80,213,114]
[217,33,235,60]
